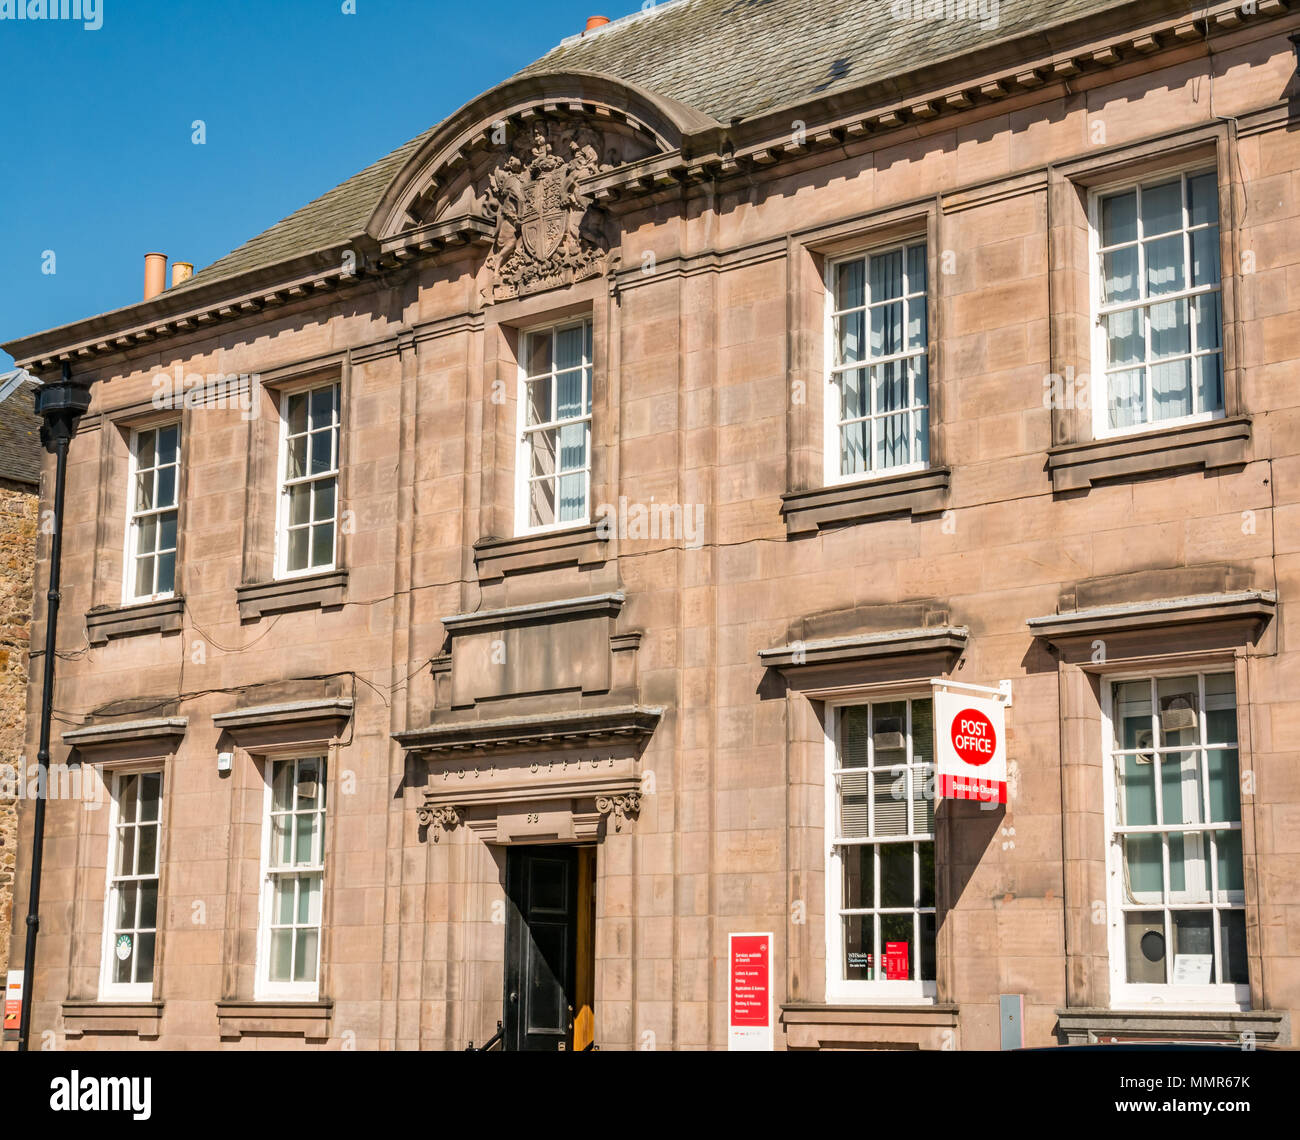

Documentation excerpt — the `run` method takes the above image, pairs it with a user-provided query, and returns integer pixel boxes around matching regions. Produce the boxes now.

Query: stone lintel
[394,703,662,754]
[441,590,624,633]
[472,524,609,582]
[62,717,188,753]
[61,1000,164,1039]
[215,1000,333,1041]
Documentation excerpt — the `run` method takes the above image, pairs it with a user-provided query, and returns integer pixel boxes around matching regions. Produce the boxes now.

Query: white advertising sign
[934,687,1008,804]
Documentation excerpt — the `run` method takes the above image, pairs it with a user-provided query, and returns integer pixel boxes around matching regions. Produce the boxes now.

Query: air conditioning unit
[296,761,320,802]
[1159,692,1198,733]
[1125,920,1166,984]
[872,716,905,752]
[1134,728,1155,765]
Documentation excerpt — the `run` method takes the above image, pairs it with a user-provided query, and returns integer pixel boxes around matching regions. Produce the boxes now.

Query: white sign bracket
[930,677,1013,708]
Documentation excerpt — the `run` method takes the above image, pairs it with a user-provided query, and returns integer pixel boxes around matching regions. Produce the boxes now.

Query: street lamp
[17,362,91,1052]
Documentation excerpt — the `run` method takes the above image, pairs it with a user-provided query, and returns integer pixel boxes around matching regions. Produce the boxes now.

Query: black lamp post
[17,362,90,1052]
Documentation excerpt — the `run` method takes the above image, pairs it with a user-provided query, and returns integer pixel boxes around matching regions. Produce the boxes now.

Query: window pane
[876,413,910,470]
[133,471,155,514]
[158,511,177,553]
[157,425,179,466]
[1157,677,1200,745]
[116,881,139,929]
[117,827,137,877]
[1125,910,1167,983]
[912,404,930,468]
[1144,235,1185,296]
[136,429,157,469]
[869,248,903,302]
[1107,369,1146,431]
[906,244,926,294]
[558,473,586,523]
[879,843,913,908]
[1123,835,1162,899]
[1188,173,1218,227]
[1103,309,1143,368]
[880,912,913,979]
[1215,829,1244,895]
[919,911,937,981]
[839,771,869,838]
[1151,359,1191,422]
[311,522,334,568]
[297,759,321,806]
[1221,909,1247,984]
[134,557,155,600]
[838,368,868,421]
[529,477,556,528]
[294,930,319,983]
[269,929,293,982]
[1171,910,1215,982]
[873,778,907,837]
[1160,752,1202,826]
[1101,190,1137,246]
[840,419,868,476]
[156,465,176,508]
[1102,246,1139,304]
[526,378,552,426]
[1119,753,1156,826]
[287,526,309,572]
[272,761,294,810]
[138,881,158,930]
[555,367,583,419]
[1192,293,1221,352]
[137,514,157,555]
[557,423,586,472]
[835,259,864,311]
[1207,749,1240,823]
[298,875,322,925]
[309,384,335,427]
[1149,299,1189,359]
[836,310,865,365]
[526,332,552,378]
[843,914,875,980]
[840,708,870,769]
[286,393,307,435]
[918,842,935,909]
[135,933,156,984]
[313,479,336,523]
[907,298,927,353]
[275,878,296,924]
[873,360,906,414]
[273,814,292,866]
[295,811,318,865]
[309,428,334,475]
[114,939,133,985]
[139,773,161,822]
[1140,180,1183,237]
[870,300,903,358]
[555,325,585,371]
[1196,355,1224,416]
[287,434,307,479]
[1190,227,1220,287]
[842,845,872,909]
[137,825,158,876]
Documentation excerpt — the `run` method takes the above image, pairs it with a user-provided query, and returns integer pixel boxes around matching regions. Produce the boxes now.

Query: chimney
[584,15,609,32]
[143,252,167,301]
[171,261,194,288]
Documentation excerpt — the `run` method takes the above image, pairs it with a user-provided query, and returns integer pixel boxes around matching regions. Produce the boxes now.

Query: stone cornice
[759,626,970,672]
[394,703,663,755]
[62,717,188,752]
[440,591,625,633]
[1027,590,1277,647]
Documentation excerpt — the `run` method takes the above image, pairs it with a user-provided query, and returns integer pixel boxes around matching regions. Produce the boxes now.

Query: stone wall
[0,477,38,982]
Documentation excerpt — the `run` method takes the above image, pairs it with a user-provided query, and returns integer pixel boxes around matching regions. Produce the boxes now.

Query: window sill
[780,1002,958,1050]
[1047,415,1250,492]
[781,467,950,536]
[215,999,333,1041]
[62,1000,163,1039]
[86,596,185,646]
[473,523,607,582]
[1056,1007,1289,1046]
[236,569,347,620]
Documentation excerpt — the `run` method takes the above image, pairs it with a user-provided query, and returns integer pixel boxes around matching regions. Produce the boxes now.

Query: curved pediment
[367,72,716,300]
[368,71,715,241]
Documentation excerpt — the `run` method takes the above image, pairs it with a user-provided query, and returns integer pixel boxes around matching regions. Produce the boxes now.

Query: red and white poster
[728,932,773,1051]
[935,687,1008,804]
[4,970,22,1034]
[884,941,909,980]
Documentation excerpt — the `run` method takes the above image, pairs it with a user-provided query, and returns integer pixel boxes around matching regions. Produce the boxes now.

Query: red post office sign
[728,932,773,1050]
[935,688,1008,804]
[4,971,22,1034]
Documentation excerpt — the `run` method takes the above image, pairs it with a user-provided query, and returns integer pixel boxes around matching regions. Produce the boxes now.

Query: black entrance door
[504,846,578,1051]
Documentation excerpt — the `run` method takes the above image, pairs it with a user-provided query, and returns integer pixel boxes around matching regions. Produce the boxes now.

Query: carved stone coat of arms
[481,121,612,300]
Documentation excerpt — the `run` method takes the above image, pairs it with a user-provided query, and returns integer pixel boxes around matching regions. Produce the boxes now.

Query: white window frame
[274,381,340,580]
[1088,166,1225,441]
[823,240,930,488]
[98,765,164,1002]
[1101,667,1249,1012]
[824,698,938,1005]
[122,422,181,604]
[514,318,593,536]
[255,755,327,1002]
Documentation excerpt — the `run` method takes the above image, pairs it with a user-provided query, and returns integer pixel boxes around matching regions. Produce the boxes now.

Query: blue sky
[0,0,640,369]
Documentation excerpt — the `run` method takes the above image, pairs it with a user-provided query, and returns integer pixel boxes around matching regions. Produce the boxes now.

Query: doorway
[503,845,595,1051]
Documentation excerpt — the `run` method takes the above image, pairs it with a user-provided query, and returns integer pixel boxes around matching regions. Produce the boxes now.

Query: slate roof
[0,371,43,487]
[157,0,1134,294]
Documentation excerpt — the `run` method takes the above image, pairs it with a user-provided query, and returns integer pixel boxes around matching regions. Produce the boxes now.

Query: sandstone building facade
[3,0,1299,1050]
